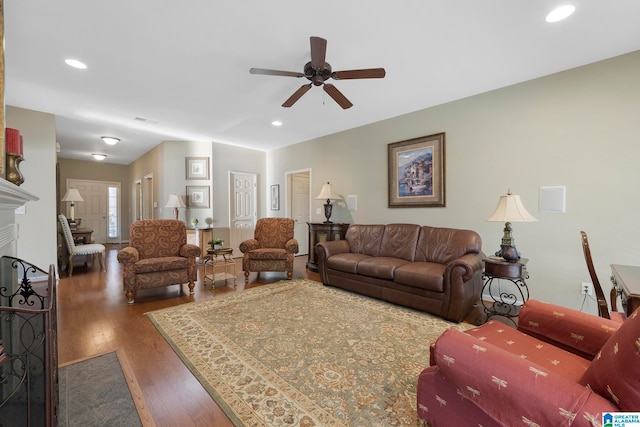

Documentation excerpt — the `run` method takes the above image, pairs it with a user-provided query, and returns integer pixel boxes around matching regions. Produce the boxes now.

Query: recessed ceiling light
[546,5,576,22]
[101,136,120,145]
[272,121,283,127]
[65,58,87,69]
[91,153,107,161]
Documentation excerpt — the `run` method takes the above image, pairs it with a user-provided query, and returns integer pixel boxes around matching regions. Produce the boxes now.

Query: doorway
[229,172,257,256]
[286,169,311,255]
[66,179,121,243]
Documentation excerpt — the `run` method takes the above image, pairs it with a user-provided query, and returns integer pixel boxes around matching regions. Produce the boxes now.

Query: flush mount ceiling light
[101,136,120,145]
[271,121,283,127]
[546,5,576,22]
[64,58,87,69]
[91,153,107,161]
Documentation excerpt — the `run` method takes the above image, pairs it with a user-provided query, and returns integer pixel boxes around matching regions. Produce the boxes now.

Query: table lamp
[487,189,537,261]
[316,182,340,223]
[61,188,84,221]
[165,194,186,220]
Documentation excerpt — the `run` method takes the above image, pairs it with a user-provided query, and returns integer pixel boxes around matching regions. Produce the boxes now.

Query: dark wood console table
[610,264,640,316]
[306,222,349,271]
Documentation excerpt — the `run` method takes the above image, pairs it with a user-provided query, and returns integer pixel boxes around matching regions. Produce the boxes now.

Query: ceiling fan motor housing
[304,61,332,86]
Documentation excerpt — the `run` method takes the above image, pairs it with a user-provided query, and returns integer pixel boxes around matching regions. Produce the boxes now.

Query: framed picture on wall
[388,132,446,208]
[271,184,280,210]
[186,185,210,208]
[185,157,210,180]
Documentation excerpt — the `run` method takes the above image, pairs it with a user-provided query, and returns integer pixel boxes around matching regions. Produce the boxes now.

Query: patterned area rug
[147,279,471,426]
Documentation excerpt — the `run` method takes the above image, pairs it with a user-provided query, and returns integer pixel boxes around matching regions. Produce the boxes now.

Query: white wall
[7,106,58,270]
[267,51,640,313]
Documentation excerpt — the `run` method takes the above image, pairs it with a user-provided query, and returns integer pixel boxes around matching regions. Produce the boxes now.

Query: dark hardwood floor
[57,245,321,427]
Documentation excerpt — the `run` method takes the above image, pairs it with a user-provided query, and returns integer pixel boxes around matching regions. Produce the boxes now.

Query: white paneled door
[230,172,257,256]
[68,180,108,244]
[289,171,310,255]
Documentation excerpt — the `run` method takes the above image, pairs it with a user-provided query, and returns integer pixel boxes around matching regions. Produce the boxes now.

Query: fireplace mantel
[0,177,38,209]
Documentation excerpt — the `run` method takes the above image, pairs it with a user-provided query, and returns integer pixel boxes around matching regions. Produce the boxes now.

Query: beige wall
[7,106,58,269]
[267,50,640,313]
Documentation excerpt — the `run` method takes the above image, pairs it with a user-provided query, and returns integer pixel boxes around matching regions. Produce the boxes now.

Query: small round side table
[204,247,236,288]
[480,257,529,326]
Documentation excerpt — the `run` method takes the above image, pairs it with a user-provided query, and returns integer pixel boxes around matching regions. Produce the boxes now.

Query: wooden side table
[306,222,349,271]
[204,247,236,288]
[480,257,529,326]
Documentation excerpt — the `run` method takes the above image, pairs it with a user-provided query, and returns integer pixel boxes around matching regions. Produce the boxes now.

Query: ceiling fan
[249,36,386,109]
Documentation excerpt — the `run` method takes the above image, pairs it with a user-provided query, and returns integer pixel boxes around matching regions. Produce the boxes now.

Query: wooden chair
[580,230,626,323]
[58,214,106,276]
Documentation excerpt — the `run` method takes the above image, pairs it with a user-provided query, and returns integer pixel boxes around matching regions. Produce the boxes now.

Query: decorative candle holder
[6,153,25,186]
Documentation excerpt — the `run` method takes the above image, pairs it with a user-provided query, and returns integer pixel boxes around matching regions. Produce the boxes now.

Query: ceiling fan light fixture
[101,136,120,145]
[92,153,107,161]
[546,5,576,22]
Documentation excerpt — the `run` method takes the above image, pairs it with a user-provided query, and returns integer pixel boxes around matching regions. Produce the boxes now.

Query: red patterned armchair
[417,300,640,426]
[117,219,201,303]
[239,218,299,282]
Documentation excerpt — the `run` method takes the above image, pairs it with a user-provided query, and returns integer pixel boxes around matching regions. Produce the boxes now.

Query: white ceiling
[5,1,640,165]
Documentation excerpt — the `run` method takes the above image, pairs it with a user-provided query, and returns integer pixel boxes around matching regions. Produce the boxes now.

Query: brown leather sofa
[316,223,484,322]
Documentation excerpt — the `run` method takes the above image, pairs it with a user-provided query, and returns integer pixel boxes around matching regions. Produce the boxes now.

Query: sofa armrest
[180,243,201,258]
[316,240,351,283]
[518,299,620,359]
[239,239,259,253]
[433,328,618,426]
[117,246,139,264]
[444,252,483,282]
[285,238,299,254]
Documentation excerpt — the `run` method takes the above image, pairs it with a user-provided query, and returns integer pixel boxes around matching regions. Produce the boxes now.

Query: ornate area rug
[147,279,471,426]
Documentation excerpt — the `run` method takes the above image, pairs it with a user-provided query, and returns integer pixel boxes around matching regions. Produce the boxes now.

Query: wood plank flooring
[57,246,320,427]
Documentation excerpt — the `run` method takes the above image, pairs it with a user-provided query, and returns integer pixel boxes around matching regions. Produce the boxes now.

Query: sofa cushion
[357,257,410,280]
[134,256,190,274]
[415,226,481,264]
[394,262,445,292]
[327,253,371,274]
[379,224,420,261]
[580,308,640,410]
[344,224,385,256]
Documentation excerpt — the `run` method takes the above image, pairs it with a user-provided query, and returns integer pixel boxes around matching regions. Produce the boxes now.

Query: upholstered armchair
[239,218,299,282]
[117,219,201,303]
[58,214,106,276]
[417,300,640,426]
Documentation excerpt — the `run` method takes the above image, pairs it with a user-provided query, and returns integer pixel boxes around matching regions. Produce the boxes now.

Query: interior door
[68,180,108,244]
[230,172,257,257]
[289,171,310,255]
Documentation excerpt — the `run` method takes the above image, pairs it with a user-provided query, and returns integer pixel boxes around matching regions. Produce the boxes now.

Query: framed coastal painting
[185,157,210,180]
[186,185,210,208]
[388,132,446,208]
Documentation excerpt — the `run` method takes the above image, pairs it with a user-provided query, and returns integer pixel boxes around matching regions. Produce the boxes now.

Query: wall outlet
[581,282,594,296]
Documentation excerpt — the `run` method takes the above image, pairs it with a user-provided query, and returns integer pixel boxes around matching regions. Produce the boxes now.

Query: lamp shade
[165,194,186,208]
[315,182,339,200]
[61,188,84,202]
[487,190,537,223]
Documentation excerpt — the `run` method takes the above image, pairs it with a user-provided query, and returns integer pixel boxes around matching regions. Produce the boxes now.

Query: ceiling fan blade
[310,36,327,70]
[282,84,312,107]
[331,68,386,80]
[250,68,305,78]
[323,84,353,109]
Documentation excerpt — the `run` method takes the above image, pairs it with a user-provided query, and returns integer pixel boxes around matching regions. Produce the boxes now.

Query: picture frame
[271,184,280,210]
[186,185,210,208]
[185,157,210,180]
[388,132,446,208]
